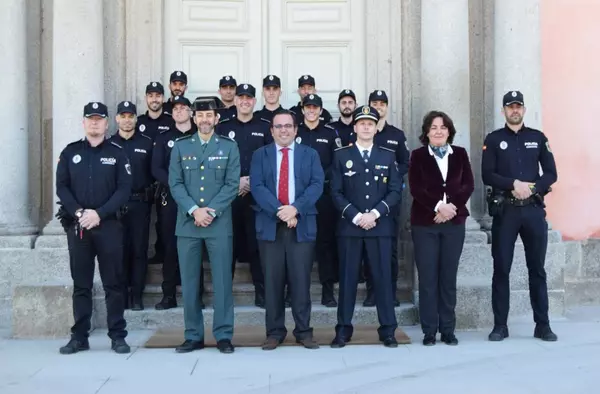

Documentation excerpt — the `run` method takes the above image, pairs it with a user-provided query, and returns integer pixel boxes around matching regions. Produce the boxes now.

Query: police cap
[219,75,237,87]
[236,83,256,98]
[172,95,191,107]
[83,101,108,118]
[368,89,388,104]
[192,96,225,112]
[263,74,281,88]
[503,90,524,106]
[170,71,188,84]
[302,93,322,108]
[117,101,137,115]
[145,81,164,95]
[338,89,356,102]
[298,74,316,87]
[353,105,380,124]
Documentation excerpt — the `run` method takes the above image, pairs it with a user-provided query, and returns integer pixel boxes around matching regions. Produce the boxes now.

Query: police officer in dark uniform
[254,75,284,122]
[152,95,200,310]
[56,101,132,355]
[217,75,238,121]
[216,83,271,307]
[362,89,410,307]
[163,71,188,115]
[328,89,358,146]
[482,90,558,342]
[296,93,341,306]
[110,101,154,311]
[330,105,402,348]
[289,75,333,123]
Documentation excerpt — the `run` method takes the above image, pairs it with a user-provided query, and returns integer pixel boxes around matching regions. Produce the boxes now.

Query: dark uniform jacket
[151,123,197,187]
[375,122,410,178]
[254,105,284,123]
[296,121,341,181]
[110,132,154,194]
[137,110,174,141]
[328,118,355,147]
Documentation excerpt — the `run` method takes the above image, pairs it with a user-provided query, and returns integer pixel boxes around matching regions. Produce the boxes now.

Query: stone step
[116,303,418,330]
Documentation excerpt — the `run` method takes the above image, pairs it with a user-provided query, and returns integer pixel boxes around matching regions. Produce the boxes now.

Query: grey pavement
[1,306,599,394]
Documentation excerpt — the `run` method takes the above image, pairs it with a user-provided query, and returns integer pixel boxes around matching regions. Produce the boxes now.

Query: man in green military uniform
[168,96,241,354]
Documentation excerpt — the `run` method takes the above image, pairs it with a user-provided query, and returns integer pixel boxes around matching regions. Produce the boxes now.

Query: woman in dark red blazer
[409,110,474,346]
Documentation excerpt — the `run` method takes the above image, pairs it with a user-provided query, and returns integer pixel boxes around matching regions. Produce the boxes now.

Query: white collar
[276,142,295,152]
[428,144,454,156]
[355,141,374,155]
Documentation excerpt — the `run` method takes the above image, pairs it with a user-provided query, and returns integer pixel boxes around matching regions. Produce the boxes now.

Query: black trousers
[153,201,164,259]
[259,224,315,341]
[66,219,127,340]
[316,193,339,284]
[336,236,397,339]
[412,222,465,335]
[491,204,549,326]
[232,194,263,287]
[364,208,400,296]
[122,201,151,299]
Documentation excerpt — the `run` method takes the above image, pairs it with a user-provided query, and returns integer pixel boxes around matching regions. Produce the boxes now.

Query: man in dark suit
[330,105,403,348]
[250,109,325,351]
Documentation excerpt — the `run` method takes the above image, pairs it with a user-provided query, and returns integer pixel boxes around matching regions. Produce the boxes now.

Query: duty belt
[507,196,535,206]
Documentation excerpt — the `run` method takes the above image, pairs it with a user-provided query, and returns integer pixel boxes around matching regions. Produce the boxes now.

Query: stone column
[494,0,542,129]
[43,0,105,235]
[420,0,485,241]
[0,0,37,238]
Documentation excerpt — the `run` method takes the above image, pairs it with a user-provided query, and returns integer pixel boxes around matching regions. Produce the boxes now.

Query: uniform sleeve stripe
[382,201,390,213]
[341,204,351,218]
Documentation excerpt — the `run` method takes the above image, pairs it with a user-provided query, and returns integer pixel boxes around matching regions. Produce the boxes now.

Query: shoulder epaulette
[218,135,235,142]
[164,111,171,116]
[379,146,395,153]
[140,133,152,140]
[218,117,232,124]
[175,134,192,142]
[260,118,271,124]
[334,145,351,151]
[110,141,123,149]
[324,124,335,130]
[67,138,85,147]
[159,128,170,134]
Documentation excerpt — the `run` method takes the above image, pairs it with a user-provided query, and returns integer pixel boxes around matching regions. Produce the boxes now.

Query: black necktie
[362,149,369,163]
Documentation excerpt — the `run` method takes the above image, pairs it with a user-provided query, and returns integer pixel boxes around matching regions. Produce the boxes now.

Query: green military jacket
[168,132,240,238]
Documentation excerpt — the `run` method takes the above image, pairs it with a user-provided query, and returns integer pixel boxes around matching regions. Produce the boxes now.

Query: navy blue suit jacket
[250,142,324,242]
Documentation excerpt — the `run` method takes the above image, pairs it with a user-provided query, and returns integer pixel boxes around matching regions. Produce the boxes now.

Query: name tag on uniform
[374,165,388,170]
[344,171,356,177]
[386,140,398,145]
[100,157,116,165]
[524,142,538,149]
[208,156,228,161]
[158,126,170,130]
[316,139,329,143]
[251,132,264,137]
[134,149,147,154]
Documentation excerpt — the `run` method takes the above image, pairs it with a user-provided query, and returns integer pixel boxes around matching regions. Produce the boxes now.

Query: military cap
[117,101,137,115]
[368,89,388,104]
[145,81,164,95]
[192,96,225,112]
[263,74,281,88]
[338,89,356,102]
[172,95,191,107]
[503,90,524,106]
[353,105,380,124]
[302,93,323,107]
[83,101,108,118]
[236,83,256,98]
[219,75,237,87]
[170,70,188,84]
[298,74,316,87]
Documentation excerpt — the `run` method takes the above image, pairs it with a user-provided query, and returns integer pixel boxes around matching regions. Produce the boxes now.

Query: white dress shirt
[275,142,295,204]
[352,142,381,225]
[428,144,454,212]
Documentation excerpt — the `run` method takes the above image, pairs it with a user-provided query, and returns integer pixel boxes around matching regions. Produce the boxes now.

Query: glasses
[272,124,294,130]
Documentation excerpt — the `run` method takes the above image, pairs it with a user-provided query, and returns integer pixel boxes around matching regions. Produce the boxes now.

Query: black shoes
[321,282,337,308]
[330,336,349,348]
[534,325,558,342]
[488,326,510,341]
[176,339,205,353]
[382,336,398,348]
[217,339,235,354]
[131,295,144,311]
[59,338,90,355]
[155,296,177,310]
[441,333,459,346]
[111,338,131,354]
[423,334,436,346]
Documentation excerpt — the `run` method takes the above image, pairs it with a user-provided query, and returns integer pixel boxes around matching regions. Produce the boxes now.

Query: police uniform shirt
[374,122,410,177]
[296,121,341,178]
[482,125,557,193]
[216,116,272,176]
[328,118,355,147]
[56,138,133,218]
[253,105,284,123]
[110,132,154,192]
[217,106,237,123]
[137,110,175,141]
[151,123,198,186]
[289,103,333,124]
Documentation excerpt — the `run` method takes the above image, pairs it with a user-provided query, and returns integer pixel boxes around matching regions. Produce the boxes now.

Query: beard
[506,114,523,125]
[198,122,214,134]
[147,101,162,112]
[341,108,353,118]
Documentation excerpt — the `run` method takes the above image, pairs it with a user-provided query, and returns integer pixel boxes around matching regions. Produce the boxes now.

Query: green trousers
[177,236,234,342]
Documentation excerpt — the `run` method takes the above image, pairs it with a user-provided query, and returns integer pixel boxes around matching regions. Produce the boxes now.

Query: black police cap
[170,71,187,84]
[117,101,137,115]
[236,83,256,98]
[172,95,191,107]
[83,101,108,118]
[368,90,388,104]
[298,74,316,87]
[192,96,225,112]
[503,90,525,106]
[338,89,356,102]
[146,81,164,95]
[302,93,323,107]
[219,75,237,87]
[353,105,380,124]
[263,74,281,88]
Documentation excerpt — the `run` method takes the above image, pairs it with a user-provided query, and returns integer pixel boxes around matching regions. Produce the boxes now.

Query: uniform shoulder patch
[379,146,395,153]
[110,141,123,149]
[334,145,351,151]
[218,135,235,142]
[175,134,192,142]
[260,118,271,124]
[219,117,231,124]
[140,133,152,140]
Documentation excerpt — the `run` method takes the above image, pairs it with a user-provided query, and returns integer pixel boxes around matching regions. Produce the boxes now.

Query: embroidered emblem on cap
[92,103,98,109]
[229,131,235,139]
[152,82,157,87]
[124,102,130,107]
[225,76,230,81]
[303,75,308,80]
[362,107,370,115]
[512,91,517,97]
[177,71,182,76]
[345,90,350,94]
[73,154,81,164]
[346,160,353,169]
[168,140,174,148]
[269,75,274,80]
[377,90,382,95]
[243,84,248,89]
[139,125,146,132]
[309,94,314,99]
[500,141,508,150]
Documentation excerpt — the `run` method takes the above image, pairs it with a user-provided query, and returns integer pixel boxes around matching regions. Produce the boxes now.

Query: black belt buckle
[510,197,531,207]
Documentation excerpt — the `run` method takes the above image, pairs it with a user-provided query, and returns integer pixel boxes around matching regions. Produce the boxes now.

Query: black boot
[255,283,265,308]
[155,295,177,310]
[131,294,144,311]
[363,281,375,307]
[321,281,337,307]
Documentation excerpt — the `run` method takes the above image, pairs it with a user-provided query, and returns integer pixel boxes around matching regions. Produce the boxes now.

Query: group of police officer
[54,66,558,354]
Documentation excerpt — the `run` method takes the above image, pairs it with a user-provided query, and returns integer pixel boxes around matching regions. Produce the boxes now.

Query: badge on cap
[243,84,248,89]
[72,154,81,164]
[309,94,314,99]
[346,160,353,169]
[168,140,175,148]
[152,82,157,87]
[303,75,308,80]
[177,71,182,76]
[362,107,370,115]
[377,90,382,96]
[500,141,508,150]
[345,90,350,94]
[296,137,302,144]
[225,76,230,81]
[269,75,274,80]
[92,103,98,109]
[229,131,235,139]
[125,164,132,175]
[139,124,146,132]
[124,102,130,107]
[512,91,517,97]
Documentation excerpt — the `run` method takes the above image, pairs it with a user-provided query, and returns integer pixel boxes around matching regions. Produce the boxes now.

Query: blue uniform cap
[219,75,237,87]
[117,101,137,115]
[503,90,524,106]
[83,101,108,118]
[236,83,256,98]
[353,105,380,124]
[368,90,388,104]
[302,93,323,107]
[170,70,187,84]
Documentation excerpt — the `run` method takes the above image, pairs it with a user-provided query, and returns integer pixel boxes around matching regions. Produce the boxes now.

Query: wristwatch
[75,209,83,219]
[208,210,217,218]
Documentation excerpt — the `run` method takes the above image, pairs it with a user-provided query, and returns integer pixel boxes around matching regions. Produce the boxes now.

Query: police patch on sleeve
[546,141,552,153]
[72,154,81,164]
[229,131,235,139]
[335,137,342,148]
[139,124,146,132]
[125,163,132,175]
